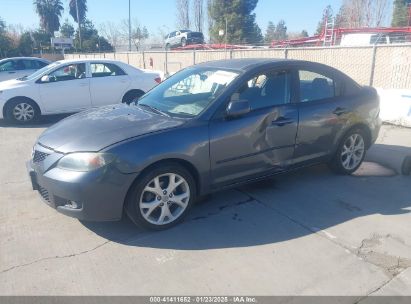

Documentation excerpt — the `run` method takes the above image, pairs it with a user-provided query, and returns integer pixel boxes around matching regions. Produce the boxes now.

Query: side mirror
[226,99,251,118]
[40,75,50,83]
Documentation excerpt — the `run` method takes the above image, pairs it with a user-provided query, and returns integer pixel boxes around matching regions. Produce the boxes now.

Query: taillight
[154,77,161,84]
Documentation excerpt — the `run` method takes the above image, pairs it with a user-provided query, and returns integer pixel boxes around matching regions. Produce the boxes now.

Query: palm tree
[69,0,87,23]
[33,0,64,36]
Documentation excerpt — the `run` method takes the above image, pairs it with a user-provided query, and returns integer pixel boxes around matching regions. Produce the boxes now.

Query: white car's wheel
[6,98,40,124]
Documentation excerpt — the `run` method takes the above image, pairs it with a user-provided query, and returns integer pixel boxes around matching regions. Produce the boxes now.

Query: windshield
[19,61,60,81]
[138,67,239,118]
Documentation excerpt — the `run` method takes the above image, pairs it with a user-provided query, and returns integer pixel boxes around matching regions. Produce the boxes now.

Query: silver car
[27,59,381,230]
[0,57,50,82]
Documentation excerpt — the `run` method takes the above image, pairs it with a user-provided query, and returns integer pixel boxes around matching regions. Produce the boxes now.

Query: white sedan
[0,59,161,124]
[0,57,50,82]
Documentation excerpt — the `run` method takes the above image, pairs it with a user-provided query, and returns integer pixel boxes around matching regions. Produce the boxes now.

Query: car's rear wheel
[5,98,40,124]
[165,44,171,51]
[181,37,187,47]
[125,163,196,230]
[329,129,367,175]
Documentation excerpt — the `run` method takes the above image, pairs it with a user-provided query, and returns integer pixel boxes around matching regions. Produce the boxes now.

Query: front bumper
[27,153,138,222]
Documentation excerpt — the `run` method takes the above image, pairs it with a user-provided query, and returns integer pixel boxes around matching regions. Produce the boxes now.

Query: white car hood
[0,79,29,90]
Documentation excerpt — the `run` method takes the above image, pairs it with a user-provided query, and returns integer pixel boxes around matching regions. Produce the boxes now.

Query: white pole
[129,0,132,52]
[75,0,82,50]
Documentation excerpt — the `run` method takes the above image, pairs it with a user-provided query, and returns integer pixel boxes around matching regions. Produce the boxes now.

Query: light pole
[75,0,82,50]
[129,0,132,52]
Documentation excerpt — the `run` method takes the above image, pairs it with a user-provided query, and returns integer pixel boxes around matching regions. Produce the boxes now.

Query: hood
[0,79,28,90]
[38,105,185,153]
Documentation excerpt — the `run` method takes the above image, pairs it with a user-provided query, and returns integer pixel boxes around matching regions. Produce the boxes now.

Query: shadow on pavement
[81,161,411,250]
[0,113,72,129]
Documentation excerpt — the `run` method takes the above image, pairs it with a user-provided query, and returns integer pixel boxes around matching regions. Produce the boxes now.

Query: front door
[209,69,298,187]
[39,63,91,113]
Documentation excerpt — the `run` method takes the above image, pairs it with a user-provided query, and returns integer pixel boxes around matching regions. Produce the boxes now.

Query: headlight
[57,153,115,172]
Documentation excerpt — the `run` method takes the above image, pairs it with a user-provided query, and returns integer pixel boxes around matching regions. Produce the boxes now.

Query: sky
[0,0,393,39]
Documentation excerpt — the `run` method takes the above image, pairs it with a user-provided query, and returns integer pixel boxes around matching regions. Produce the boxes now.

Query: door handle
[333,107,348,116]
[8,71,16,74]
[271,117,294,127]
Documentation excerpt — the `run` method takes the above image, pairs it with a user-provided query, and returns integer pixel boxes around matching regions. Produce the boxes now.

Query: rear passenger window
[299,70,335,102]
[237,70,291,110]
[91,63,126,77]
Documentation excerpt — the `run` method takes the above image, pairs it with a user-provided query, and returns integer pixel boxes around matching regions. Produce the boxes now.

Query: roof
[195,58,298,71]
[0,57,50,62]
[55,58,125,64]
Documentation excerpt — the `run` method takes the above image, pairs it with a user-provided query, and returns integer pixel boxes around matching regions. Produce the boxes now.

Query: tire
[122,90,145,105]
[181,37,187,47]
[329,128,367,175]
[402,156,411,175]
[165,44,171,51]
[125,163,197,230]
[5,98,40,124]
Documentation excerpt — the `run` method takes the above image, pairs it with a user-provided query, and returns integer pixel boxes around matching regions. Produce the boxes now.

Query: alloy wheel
[139,173,190,225]
[340,133,365,170]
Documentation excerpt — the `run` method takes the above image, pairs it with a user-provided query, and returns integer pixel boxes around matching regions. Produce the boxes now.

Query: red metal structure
[270,26,411,48]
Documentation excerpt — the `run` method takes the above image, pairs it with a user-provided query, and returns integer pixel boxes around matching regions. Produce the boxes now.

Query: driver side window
[48,63,86,82]
[235,70,291,111]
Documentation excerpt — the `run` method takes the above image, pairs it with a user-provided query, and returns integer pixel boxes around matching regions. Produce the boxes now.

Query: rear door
[209,68,299,187]
[294,66,349,164]
[89,62,131,106]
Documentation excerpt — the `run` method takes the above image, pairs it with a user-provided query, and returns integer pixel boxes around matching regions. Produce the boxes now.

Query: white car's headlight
[57,153,115,172]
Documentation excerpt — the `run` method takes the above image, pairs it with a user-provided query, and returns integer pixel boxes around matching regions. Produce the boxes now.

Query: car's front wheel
[5,98,40,124]
[329,129,367,174]
[125,163,196,230]
[181,37,187,47]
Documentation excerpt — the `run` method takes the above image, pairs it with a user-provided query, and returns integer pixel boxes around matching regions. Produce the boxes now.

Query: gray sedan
[28,59,381,230]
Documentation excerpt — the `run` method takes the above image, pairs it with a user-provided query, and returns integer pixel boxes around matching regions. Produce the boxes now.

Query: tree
[176,0,190,29]
[69,0,87,23]
[60,19,75,37]
[275,20,288,40]
[193,0,204,32]
[338,0,389,28]
[100,21,122,50]
[392,0,411,26]
[0,18,14,58]
[315,5,333,35]
[74,19,113,52]
[17,32,35,56]
[208,0,263,45]
[33,0,64,36]
[301,30,309,37]
[264,21,276,43]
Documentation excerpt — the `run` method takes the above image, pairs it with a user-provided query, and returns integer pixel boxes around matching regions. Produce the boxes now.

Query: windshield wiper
[17,76,28,81]
[138,103,170,117]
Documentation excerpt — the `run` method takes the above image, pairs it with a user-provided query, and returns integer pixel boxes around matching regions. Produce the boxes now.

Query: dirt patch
[353,162,397,177]
[357,234,411,277]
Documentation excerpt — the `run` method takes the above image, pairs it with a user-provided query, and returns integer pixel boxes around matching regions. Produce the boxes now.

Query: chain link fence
[65,44,411,89]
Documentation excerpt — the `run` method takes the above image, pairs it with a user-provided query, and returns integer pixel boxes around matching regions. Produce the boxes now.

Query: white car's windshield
[19,62,60,81]
[138,67,240,118]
